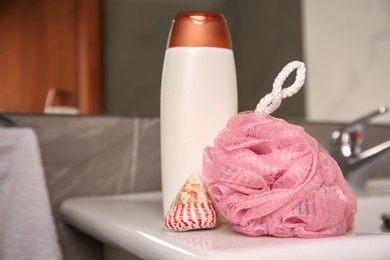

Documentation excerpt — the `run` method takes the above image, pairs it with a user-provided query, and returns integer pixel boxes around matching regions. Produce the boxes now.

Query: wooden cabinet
[0,0,102,114]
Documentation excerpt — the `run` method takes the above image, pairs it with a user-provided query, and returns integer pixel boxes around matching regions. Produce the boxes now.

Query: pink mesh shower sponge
[203,112,357,238]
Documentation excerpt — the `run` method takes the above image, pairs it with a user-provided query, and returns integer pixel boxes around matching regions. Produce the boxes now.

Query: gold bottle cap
[167,11,232,49]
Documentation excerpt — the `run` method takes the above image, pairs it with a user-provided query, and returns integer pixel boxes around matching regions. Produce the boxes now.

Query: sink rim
[60,191,390,260]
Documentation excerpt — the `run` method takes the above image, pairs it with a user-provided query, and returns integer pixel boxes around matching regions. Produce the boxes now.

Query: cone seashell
[164,171,218,231]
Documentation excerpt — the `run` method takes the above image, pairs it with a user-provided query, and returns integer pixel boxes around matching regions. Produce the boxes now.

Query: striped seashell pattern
[164,171,218,231]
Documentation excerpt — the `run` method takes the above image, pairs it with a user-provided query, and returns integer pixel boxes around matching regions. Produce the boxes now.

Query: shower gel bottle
[160,12,238,215]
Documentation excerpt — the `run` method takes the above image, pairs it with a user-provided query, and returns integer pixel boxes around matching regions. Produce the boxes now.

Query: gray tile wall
[6,114,161,260]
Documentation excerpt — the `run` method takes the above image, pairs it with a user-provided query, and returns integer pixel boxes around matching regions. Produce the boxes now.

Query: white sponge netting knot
[255,61,306,114]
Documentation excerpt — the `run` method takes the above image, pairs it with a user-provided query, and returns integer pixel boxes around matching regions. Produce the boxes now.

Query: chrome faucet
[331,106,390,192]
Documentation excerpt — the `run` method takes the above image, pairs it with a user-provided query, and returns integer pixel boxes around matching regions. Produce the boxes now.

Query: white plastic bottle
[160,11,238,215]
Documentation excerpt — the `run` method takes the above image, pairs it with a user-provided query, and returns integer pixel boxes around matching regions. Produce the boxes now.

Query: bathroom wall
[302,0,390,123]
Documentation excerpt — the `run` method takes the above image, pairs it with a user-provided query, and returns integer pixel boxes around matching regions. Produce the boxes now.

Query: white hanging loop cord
[255,61,306,114]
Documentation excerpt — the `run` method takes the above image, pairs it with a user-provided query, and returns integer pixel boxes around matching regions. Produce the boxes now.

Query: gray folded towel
[0,128,63,260]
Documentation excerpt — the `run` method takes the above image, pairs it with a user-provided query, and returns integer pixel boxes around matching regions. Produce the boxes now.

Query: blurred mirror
[1,0,389,124]
[103,0,304,118]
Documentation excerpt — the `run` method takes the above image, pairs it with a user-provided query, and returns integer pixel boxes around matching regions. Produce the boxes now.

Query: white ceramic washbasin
[355,178,390,233]
[60,179,390,260]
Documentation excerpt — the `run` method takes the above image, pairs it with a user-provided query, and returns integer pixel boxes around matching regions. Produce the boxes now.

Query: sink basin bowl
[355,179,390,233]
